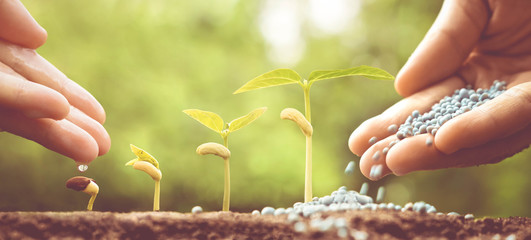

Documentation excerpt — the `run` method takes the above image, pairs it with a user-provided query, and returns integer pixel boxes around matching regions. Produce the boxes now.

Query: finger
[0,108,99,164]
[358,135,397,180]
[66,106,111,156]
[436,81,531,154]
[0,39,106,123]
[348,77,464,156]
[0,0,47,49]
[395,0,488,97]
[0,70,69,119]
[386,124,531,176]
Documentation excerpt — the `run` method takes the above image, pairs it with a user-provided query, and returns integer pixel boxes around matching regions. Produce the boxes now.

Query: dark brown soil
[0,210,529,239]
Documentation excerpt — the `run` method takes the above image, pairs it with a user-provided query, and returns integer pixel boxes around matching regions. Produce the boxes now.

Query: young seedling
[235,66,394,202]
[66,176,99,211]
[125,144,162,211]
[183,107,266,211]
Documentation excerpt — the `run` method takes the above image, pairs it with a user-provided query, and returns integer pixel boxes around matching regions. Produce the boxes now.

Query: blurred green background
[1,0,529,217]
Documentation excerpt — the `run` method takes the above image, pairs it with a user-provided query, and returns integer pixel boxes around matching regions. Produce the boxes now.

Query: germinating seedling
[184,107,266,211]
[66,176,99,211]
[125,144,162,211]
[234,66,394,202]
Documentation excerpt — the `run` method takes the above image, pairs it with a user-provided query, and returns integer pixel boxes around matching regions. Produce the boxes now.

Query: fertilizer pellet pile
[253,186,456,236]
[357,81,508,179]
[394,80,507,140]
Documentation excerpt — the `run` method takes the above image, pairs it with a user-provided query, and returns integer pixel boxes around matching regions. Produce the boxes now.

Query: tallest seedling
[234,66,394,202]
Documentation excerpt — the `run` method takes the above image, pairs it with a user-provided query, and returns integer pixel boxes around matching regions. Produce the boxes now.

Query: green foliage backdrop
[1,0,529,217]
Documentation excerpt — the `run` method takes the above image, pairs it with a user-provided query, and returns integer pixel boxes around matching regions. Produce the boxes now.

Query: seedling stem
[302,81,313,202]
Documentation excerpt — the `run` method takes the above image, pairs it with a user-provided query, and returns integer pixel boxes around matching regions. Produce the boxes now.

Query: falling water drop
[78,164,88,172]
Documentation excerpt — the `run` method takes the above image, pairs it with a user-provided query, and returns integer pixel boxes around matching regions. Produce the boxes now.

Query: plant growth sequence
[234,66,394,202]
[184,107,266,211]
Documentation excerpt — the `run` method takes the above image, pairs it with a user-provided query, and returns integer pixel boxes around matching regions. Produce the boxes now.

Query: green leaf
[228,107,267,133]
[183,109,224,133]
[130,144,160,169]
[308,65,395,83]
[234,69,302,94]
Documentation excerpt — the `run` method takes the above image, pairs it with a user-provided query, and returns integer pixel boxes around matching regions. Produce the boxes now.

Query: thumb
[395,0,488,97]
[0,0,47,49]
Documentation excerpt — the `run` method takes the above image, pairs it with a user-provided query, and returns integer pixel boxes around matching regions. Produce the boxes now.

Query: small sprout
[66,176,99,211]
[195,142,231,211]
[280,108,313,137]
[184,107,266,212]
[196,142,231,160]
[126,144,161,211]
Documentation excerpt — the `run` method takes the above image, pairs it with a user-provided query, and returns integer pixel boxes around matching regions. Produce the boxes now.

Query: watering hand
[348,0,531,179]
[0,0,110,163]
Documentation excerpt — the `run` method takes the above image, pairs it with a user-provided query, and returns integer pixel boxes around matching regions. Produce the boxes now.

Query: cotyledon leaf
[129,144,159,169]
[308,65,395,83]
[183,109,224,133]
[228,107,267,133]
[234,69,302,94]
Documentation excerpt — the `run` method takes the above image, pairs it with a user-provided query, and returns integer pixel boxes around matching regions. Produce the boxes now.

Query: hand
[348,0,531,180]
[0,0,110,164]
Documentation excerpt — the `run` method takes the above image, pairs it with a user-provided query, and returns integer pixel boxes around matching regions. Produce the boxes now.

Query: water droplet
[78,164,88,172]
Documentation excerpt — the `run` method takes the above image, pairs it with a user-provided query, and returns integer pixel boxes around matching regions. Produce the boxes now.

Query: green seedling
[184,107,266,211]
[66,176,99,211]
[125,144,162,211]
[235,66,394,202]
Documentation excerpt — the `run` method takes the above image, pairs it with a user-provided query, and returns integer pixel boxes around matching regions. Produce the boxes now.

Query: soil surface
[0,210,529,240]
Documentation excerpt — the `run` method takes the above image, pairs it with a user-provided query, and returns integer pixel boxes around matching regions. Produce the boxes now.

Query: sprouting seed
[126,144,162,211]
[464,213,474,220]
[66,176,99,211]
[376,186,385,202]
[252,210,260,215]
[344,161,356,175]
[368,136,378,145]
